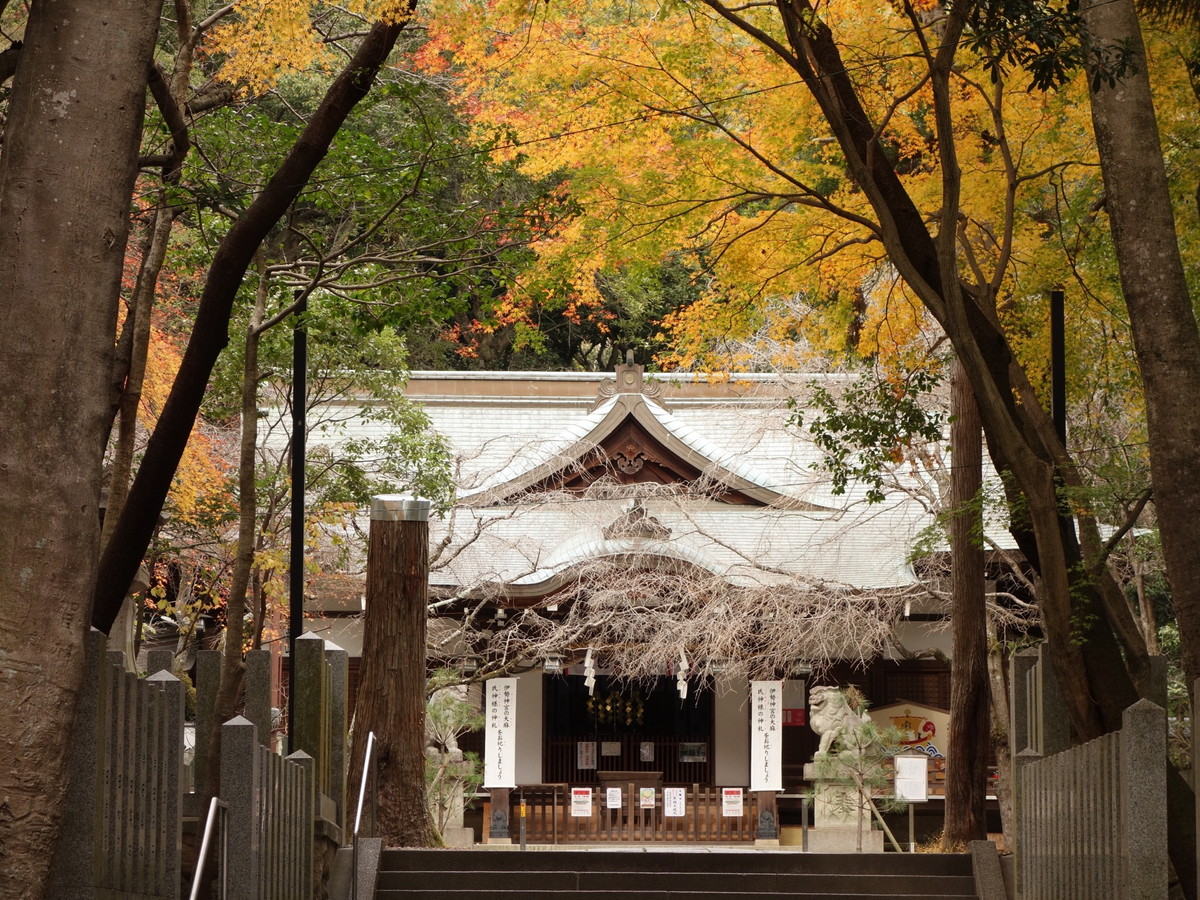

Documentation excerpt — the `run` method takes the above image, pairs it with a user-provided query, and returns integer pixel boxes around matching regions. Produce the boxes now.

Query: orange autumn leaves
[415,0,1113,374]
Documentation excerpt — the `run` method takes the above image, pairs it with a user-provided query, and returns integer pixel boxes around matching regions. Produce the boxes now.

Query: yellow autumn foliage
[421,0,1196,395]
[140,325,234,528]
[208,0,416,95]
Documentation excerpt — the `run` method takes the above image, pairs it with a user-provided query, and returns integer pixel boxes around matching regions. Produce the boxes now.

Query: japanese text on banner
[484,678,517,788]
[750,680,782,791]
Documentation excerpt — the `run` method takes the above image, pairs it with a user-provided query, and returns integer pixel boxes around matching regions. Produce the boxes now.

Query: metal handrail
[351,731,378,900]
[189,796,230,900]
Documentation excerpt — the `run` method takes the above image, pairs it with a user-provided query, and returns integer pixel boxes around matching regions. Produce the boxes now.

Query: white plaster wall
[713,681,750,786]
[889,620,954,660]
[514,670,543,784]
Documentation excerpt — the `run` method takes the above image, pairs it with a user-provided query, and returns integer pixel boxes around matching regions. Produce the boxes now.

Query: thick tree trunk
[944,362,989,844]
[353,496,440,848]
[1080,0,1200,714]
[93,16,409,632]
[0,2,162,895]
[1078,6,1200,892]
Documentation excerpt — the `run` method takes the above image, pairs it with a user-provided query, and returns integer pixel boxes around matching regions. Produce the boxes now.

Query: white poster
[895,755,930,802]
[571,787,593,817]
[750,680,783,791]
[721,787,744,817]
[577,740,597,769]
[639,787,656,809]
[483,678,517,788]
[664,786,686,817]
[606,787,623,809]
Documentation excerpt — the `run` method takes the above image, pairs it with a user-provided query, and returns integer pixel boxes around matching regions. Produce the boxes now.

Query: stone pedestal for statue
[439,795,475,848]
[803,760,884,853]
[427,749,477,847]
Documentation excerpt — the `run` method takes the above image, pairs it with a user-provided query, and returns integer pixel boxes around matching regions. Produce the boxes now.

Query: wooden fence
[505,783,759,843]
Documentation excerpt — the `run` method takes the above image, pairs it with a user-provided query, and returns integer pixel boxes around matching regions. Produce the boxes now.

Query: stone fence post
[245,648,273,747]
[293,632,329,790]
[221,717,260,900]
[326,644,349,830]
[291,751,316,900]
[194,649,222,797]
[1011,642,1070,899]
[1122,699,1167,900]
[146,669,185,900]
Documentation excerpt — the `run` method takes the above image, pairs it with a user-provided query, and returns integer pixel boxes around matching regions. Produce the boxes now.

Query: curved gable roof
[463,389,831,510]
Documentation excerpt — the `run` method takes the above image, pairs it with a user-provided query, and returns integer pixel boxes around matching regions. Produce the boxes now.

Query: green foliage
[1157,622,1192,768]
[505,251,711,371]
[790,366,945,503]
[424,673,486,835]
[959,0,1139,91]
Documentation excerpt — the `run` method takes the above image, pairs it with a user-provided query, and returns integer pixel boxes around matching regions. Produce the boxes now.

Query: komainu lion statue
[809,685,872,757]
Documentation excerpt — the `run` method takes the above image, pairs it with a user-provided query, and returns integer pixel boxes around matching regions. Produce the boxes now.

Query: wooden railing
[543,735,712,785]
[510,783,758,843]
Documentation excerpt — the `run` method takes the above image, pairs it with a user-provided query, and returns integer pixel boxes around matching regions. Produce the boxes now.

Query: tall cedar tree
[353,506,441,847]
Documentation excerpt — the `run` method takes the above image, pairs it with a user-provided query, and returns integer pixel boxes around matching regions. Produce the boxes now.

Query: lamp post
[288,293,307,751]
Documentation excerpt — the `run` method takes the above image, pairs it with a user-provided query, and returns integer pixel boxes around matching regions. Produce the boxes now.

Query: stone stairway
[371,848,982,899]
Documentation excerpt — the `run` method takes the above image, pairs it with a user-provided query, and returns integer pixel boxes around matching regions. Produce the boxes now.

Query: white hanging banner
[484,678,517,788]
[577,741,597,769]
[750,680,783,792]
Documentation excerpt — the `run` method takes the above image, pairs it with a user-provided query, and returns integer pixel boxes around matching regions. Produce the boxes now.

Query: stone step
[376,849,973,878]
[377,869,978,895]
[374,892,979,900]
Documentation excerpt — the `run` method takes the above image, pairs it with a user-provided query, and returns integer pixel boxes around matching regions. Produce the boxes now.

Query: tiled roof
[302,369,953,596]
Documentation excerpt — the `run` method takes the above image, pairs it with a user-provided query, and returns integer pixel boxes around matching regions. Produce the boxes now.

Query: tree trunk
[103,200,180,665]
[944,361,989,844]
[0,2,162,895]
[1078,4,1200,892]
[352,496,440,848]
[986,635,1014,850]
[751,0,1140,739]
[202,262,270,798]
[1080,0,1200,711]
[92,15,409,632]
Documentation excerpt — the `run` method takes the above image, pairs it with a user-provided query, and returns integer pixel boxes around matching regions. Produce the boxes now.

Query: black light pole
[1050,289,1066,445]
[288,293,308,751]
